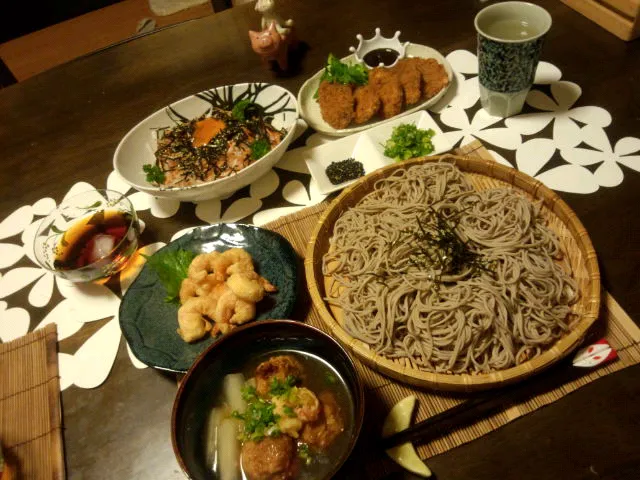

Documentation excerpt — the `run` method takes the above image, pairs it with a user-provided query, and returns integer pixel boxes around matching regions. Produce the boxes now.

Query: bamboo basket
[304,154,601,392]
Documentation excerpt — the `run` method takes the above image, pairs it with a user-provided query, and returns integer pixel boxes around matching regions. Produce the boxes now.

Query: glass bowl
[33,189,140,283]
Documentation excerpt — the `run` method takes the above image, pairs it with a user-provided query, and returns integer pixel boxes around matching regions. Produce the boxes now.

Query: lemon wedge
[382,395,432,478]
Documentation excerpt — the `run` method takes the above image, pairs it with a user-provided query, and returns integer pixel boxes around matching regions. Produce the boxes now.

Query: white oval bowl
[113,83,299,202]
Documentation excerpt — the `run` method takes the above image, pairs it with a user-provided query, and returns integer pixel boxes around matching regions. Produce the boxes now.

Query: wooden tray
[561,0,640,41]
[304,154,601,391]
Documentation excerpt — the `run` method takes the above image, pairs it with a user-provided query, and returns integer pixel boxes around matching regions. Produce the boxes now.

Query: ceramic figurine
[255,0,293,35]
[249,21,290,71]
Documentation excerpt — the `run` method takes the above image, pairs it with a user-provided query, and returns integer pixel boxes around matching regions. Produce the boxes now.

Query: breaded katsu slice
[318,81,354,129]
[369,67,404,119]
[415,58,449,99]
[353,84,381,124]
[391,58,423,105]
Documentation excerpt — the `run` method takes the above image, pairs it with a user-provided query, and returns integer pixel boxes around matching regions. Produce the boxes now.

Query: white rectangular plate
[293,110,452,195]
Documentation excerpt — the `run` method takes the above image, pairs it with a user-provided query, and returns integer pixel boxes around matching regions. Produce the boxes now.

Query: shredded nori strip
[325,158,365,185]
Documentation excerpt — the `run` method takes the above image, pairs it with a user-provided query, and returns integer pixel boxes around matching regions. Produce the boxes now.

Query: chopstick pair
[380,339,618,450]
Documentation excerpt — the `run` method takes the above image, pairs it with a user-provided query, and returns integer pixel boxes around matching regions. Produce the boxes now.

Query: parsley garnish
[232,99,264,121]
[320,54,368,86]
[383,124,436,161]
[143,164,166,184]
[297,443,312,465]
[250,138,271,160]
[269,375,298,396]
[325,372,337,385]
[314,54,369,99]
[233,385,281,441]
[142,249,197,304]
[231,99,251,120]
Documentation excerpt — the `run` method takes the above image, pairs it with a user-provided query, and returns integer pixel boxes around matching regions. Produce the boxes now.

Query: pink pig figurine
[249,21,290,71]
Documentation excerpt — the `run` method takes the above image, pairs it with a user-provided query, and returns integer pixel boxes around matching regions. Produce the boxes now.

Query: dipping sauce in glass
[363,48,400,67]
[53,209,137,270]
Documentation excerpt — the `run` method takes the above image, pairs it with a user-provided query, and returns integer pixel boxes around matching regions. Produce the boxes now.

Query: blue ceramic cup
[475,2,552,117]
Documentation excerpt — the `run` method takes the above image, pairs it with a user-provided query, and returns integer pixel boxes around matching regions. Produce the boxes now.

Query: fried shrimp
[179,278,199,303]
[227,272,266,303]
[211,248,255,279]
[214,287,256,325]
[176,248,277,343]
[177,296,216,343]
[188,252,220,282]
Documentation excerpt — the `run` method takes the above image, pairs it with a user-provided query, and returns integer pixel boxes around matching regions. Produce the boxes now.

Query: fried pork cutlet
[318,81,354,129]
[391,58,423,105]
[415,58,450,99]
[353,84,381,124]
[369,67,404,119]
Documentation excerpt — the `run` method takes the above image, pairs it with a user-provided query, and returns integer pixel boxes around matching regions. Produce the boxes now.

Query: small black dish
[171,320,365,480]
[119,223,299,372]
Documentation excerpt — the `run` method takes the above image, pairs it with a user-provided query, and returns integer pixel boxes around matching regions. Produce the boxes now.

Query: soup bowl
[171,320,365,480]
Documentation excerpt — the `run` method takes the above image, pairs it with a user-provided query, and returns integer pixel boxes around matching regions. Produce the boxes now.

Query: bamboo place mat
[0,324,65,480]
[263,140,640,477]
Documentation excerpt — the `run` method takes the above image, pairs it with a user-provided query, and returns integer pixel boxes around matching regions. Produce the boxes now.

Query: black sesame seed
[325,158,365,185]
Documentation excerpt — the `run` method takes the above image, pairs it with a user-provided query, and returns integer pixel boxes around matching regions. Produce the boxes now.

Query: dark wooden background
[1,0,640,478]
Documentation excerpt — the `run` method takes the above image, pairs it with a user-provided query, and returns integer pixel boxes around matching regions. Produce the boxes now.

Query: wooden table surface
[2,0,640,478]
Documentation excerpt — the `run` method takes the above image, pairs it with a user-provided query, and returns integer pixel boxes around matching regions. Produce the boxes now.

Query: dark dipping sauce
[53,209,134,270]
[363,48,400,67]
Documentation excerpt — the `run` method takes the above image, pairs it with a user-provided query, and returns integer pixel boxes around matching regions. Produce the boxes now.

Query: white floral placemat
[1,49,639,390]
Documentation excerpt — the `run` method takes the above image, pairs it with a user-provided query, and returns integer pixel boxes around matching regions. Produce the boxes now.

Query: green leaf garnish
[383,124,436,161]
[143,164,165,184]
[321,54,368,86]
[269,375,298,396]
[233,384,281,442]
[142,249,197,304]
[325,372,337,385]
[250,138,271,160]
[314,54,369,99]
[232,99,264,121]
[232,99,252,121]
[297,443,313,465]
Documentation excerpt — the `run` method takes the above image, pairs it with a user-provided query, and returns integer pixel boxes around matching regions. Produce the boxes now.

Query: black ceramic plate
[119,224,299,372]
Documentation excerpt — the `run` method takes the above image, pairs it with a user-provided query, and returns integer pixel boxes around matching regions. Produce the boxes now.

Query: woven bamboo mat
[263,140,640,476]
[0,324,65,479]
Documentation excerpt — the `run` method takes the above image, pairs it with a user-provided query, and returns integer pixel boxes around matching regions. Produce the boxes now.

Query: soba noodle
[323,161,578,374]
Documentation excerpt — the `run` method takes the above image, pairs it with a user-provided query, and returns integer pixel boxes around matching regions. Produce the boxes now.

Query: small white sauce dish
[349,28,409,68]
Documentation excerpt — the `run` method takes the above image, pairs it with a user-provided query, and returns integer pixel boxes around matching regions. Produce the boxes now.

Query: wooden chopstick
[379,356,597,450]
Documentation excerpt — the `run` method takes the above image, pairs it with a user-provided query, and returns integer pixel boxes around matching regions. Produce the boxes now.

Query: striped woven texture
[0,323,64,479]
[263,141,640,477]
